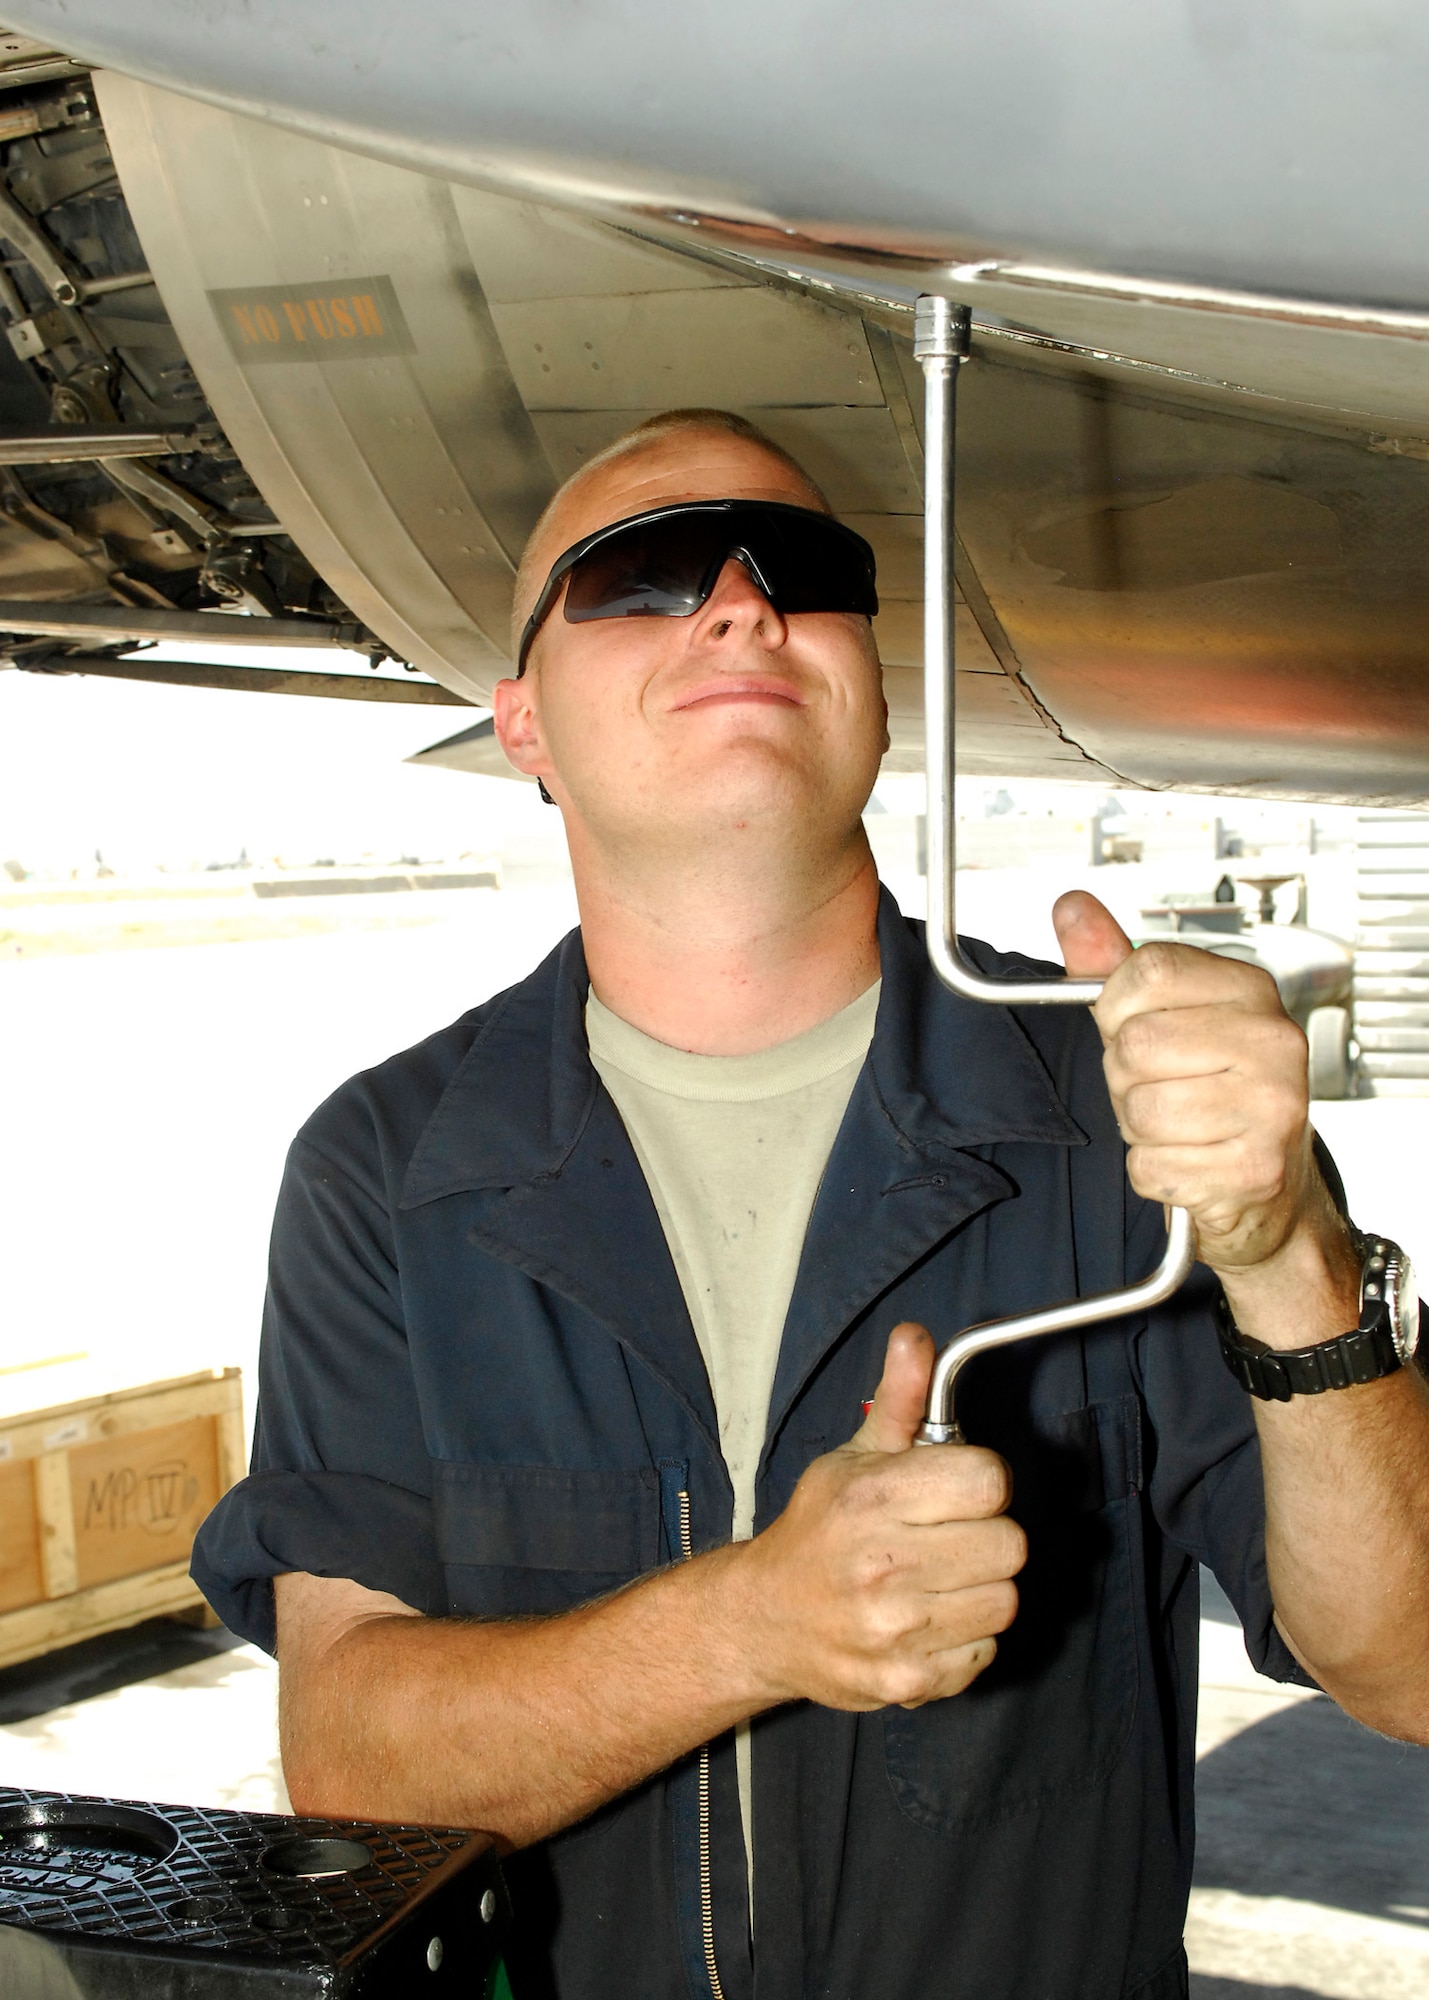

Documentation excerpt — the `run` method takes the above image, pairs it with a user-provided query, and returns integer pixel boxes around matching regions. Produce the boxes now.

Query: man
[195,410,1429,2000]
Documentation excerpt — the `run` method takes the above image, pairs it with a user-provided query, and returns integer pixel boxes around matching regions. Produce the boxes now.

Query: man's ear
[492,674,550,780]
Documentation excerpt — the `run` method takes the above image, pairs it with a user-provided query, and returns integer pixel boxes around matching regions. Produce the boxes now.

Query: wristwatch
[1216,1232,1420,1401]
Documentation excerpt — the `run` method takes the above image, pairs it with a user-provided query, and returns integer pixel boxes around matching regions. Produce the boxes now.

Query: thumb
[852,1322,935,1454]
[1053,890,1134,982]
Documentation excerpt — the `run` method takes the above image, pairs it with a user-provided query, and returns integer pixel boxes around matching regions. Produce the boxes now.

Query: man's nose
[695,558,788,643]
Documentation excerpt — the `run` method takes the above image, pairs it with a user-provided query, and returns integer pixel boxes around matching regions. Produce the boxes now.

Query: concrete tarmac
[1190,1574,1429,1999]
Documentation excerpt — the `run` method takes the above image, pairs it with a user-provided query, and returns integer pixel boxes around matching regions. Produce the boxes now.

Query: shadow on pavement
[0,1615,241,1726]
[1194,1694,1429,1926]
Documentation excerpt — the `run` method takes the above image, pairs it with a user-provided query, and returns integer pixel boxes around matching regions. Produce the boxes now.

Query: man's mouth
[671,677,805,711]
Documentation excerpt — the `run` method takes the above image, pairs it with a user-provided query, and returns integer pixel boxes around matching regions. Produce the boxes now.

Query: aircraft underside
[0,15,1427,803]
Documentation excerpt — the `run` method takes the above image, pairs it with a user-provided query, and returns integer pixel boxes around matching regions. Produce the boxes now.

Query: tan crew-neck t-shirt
[585,980,880,1899]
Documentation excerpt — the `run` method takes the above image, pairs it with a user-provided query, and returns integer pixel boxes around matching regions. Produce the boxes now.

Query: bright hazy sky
[0,641,1324,880]
[0,644,935,880]
[0,645,549,875]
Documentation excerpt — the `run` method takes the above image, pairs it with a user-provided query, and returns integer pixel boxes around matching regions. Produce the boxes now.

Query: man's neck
[572,831,882,1056]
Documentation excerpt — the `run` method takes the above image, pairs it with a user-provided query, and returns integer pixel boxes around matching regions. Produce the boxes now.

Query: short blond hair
[510,409,830,659]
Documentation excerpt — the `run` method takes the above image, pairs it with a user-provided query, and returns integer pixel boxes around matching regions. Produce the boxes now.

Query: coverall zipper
[679,1487,727,2000]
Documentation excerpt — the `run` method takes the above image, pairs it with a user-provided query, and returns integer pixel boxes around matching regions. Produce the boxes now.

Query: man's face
[493,432,888,865]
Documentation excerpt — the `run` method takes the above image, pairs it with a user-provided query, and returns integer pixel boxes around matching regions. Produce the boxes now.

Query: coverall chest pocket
[882,1394,1143,1834]
[433,1462,662,1618]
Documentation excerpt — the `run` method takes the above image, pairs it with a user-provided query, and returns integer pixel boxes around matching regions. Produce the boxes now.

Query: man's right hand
[742,1322,1025,1711]
[276,1324,1023,1839]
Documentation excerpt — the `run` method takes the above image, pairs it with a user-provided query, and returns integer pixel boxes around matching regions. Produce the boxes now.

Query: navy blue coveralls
[194,891,1311,2000]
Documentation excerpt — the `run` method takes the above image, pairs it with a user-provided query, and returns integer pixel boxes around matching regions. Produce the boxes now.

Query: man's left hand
[1051,890,1349,1282]
[1055,891,1429,1742]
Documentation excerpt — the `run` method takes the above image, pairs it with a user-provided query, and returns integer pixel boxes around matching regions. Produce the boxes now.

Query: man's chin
[667,746,830,819]
[655,769,870,853]
[564,735,880,856]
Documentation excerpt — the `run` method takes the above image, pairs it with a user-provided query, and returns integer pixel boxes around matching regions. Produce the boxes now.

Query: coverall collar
[401,887,1084,1206]
[399,889,1086,1456]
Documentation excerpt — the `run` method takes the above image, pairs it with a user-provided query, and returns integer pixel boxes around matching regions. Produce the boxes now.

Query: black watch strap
[1215,1292,1402,1402]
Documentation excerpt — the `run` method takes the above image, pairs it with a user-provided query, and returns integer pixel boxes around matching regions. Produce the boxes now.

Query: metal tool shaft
[918,1208,1196,1441]
[913,294,1195,1443]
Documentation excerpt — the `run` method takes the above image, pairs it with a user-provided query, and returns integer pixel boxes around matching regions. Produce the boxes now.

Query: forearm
[1257,1365,1429,1735]
[276,1385,1024,1841]
[277,1544,770,1846]
[1220,1209,1429,1740]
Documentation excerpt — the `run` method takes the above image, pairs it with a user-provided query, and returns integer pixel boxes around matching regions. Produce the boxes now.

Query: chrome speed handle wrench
[912,295,1195,1445]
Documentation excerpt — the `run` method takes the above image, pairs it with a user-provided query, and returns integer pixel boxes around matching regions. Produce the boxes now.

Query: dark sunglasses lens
[562,508,877,625]
[744,512,877,616]
[564,515,730,622]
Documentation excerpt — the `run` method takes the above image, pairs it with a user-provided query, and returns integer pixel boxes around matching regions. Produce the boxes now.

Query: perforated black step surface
[0,1785,506,1995]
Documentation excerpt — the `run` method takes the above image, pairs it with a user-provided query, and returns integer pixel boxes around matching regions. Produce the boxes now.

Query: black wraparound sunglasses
[516,499,879,675]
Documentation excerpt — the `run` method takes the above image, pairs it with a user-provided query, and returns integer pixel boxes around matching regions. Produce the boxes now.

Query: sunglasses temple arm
[912,294,1195,1444]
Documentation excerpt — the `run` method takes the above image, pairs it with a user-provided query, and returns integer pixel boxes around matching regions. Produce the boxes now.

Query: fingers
[841,1635,1007,1712]
[1052,890,1134,983]
[1093,937,1282,1044]
[1123,1139,1305,1235]
[898,1635,1001,1707]
[1104,988,1296,1078]
[846,1570,1021,1710]
[1104,1000,1302,1092]
[833,1431,1011,1525]
[852,1321,936,1454]
[1088,936,1317,1270]
[1102,994,1307,1187]
[1117,1072,1301,1159]
[850,1512,1028,1595]
[1111,1024,1306,1140]
[752,1435,1023,1712]
[823,1557,1023,1711]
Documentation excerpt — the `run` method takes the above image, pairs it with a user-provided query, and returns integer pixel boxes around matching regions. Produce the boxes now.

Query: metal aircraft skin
[0,6,1428,801]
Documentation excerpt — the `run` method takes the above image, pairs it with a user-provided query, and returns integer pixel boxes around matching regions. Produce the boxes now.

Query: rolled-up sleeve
[192,1127,443,1651]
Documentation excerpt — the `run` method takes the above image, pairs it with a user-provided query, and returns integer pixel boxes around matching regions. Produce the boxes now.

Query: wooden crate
[0,1367,244,1671]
